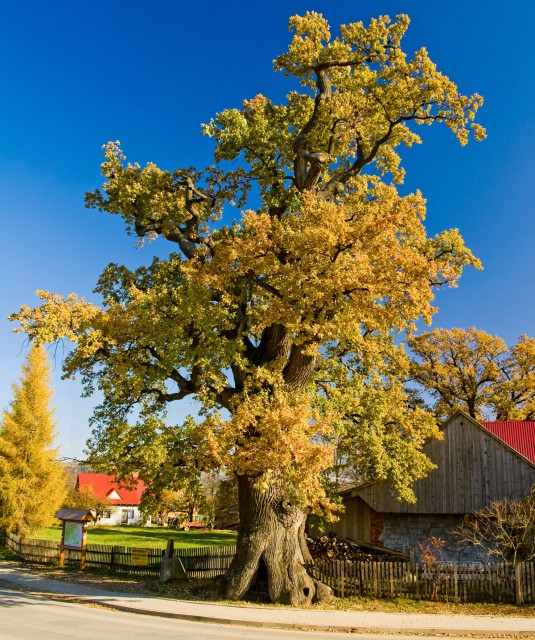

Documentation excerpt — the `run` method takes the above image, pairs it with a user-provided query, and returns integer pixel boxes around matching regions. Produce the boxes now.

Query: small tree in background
[492,335,535,421]
[138,487,184,526]
[62,484,113,521]
[453,491,535,567]
[408,327,507,420]
[409,328,535,421]
[201,473,239,528]
[140,482,207,526]
[0,345,65,536]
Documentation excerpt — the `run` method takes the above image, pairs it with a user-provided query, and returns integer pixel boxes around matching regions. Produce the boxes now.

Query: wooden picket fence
[6,534,60,565]
[6,531,535,604]
[174,545,237,578]
[5,532,235,579]
[309,558,535,604]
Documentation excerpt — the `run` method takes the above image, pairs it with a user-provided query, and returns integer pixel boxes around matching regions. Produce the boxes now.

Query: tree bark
[222,475,326,605]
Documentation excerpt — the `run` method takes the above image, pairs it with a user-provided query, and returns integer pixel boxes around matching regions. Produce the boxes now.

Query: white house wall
[95,506,143,526]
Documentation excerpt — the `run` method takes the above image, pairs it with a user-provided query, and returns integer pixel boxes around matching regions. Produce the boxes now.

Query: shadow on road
[0,586,47,608]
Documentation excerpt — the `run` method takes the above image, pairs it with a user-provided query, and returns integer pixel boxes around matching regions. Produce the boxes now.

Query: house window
[121,509,135,524]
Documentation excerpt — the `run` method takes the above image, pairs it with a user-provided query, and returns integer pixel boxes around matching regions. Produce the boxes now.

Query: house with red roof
[325,411,535,561]
[76,473,147,526]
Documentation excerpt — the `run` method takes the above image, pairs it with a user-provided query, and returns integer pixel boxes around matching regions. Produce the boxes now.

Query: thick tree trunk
[222,475,327,605]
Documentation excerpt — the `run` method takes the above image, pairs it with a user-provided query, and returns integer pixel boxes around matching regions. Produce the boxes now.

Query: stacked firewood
[306,535,407,562]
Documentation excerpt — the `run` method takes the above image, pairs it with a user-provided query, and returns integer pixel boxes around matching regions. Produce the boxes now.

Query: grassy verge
[320,594,535,617]
[33,524,237,549]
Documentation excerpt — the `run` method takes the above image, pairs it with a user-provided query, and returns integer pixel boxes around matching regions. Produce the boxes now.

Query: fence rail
[6,532,535,604]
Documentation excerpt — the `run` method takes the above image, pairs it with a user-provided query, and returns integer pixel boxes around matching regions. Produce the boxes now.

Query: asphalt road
[0,584,485,640]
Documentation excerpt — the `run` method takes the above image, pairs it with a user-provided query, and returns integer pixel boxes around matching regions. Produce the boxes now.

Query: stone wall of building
[381,514,485,562]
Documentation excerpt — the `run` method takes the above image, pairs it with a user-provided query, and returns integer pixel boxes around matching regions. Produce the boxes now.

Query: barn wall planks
[350,413,535,514]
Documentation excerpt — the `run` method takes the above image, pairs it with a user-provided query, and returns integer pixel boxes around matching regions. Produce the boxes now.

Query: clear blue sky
[1,1,534,459]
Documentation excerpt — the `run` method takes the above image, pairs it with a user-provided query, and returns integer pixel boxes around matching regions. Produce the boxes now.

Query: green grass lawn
[33,524,237,549]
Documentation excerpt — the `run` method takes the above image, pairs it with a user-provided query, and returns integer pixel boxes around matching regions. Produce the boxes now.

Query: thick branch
[293,67,332,191]
[328,119,397,187]
[254,324,292,366]
[283,345,317,391]
[248,273,283,299]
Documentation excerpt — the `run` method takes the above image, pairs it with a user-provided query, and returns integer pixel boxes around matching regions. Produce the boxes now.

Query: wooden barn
[326,411,535,561]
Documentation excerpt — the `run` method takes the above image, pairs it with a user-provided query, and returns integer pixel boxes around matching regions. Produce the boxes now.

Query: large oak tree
[12,13,484,603]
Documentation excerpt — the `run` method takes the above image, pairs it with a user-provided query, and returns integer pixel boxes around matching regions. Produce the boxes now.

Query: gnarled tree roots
[222,476,331,605]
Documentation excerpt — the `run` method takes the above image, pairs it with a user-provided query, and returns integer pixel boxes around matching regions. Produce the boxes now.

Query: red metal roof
[481,421,535,465]
[77,473,145,505]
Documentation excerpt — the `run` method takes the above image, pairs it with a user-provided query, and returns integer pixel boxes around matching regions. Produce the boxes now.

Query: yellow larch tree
[0,345,65,537]
[11,13,484,603]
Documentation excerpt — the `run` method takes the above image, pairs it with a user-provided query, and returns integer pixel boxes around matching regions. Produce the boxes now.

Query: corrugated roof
[77,473,144,505]
[481,421,535,464]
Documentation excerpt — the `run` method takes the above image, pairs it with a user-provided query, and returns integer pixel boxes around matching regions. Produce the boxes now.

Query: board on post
[54,509,97,569]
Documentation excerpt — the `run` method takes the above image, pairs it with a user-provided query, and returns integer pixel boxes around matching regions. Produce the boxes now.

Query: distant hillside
[63,460,93,491]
